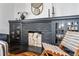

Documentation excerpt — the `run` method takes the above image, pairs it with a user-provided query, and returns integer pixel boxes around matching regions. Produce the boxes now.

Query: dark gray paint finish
[9,15,79,53]
[21,22,52,44]
[9,20,52,53]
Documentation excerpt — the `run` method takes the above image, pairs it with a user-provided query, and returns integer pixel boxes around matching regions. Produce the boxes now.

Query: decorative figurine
[18,12,28,20]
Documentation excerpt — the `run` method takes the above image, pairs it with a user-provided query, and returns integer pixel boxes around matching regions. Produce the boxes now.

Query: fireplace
[28,31,42,53]
[9,19,52,53]
[28,31,42,47]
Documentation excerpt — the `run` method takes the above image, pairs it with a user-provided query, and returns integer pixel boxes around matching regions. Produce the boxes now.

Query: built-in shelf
[9,15,79,53]
[55,20,79,45]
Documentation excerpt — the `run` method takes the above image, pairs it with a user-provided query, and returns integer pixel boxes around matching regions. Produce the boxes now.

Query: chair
[0,40,8,56]
[41,31,79,56]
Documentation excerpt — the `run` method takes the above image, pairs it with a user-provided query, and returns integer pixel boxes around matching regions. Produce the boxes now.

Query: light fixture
[67,22,71,25]
[52,3,55,17]
[74,22,78,25]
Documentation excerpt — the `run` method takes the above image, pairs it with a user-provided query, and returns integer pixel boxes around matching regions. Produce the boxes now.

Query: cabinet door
[9,22,21,44]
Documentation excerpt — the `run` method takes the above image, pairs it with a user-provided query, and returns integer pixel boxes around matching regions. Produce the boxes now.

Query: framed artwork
[31,3,43,15]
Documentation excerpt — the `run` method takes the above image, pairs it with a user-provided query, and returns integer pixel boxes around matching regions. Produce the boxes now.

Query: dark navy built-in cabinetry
[9,15,79,53]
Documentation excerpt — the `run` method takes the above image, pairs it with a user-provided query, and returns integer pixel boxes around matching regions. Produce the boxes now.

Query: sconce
[52,3,55,17]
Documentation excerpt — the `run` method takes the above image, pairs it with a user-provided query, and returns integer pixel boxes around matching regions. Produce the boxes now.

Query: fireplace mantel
[9,15,79,53]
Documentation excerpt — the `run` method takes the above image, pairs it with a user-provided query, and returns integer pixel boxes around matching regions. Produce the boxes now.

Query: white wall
[1,3,79,34]
[54,3,79,16]
[14,3,28,19]
[14,3,79,19]
[0,3,14,34]
[14,3,52,19]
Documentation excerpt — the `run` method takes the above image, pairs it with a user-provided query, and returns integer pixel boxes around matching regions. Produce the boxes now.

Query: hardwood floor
[9,51,40,56]
[9,44,41,56]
